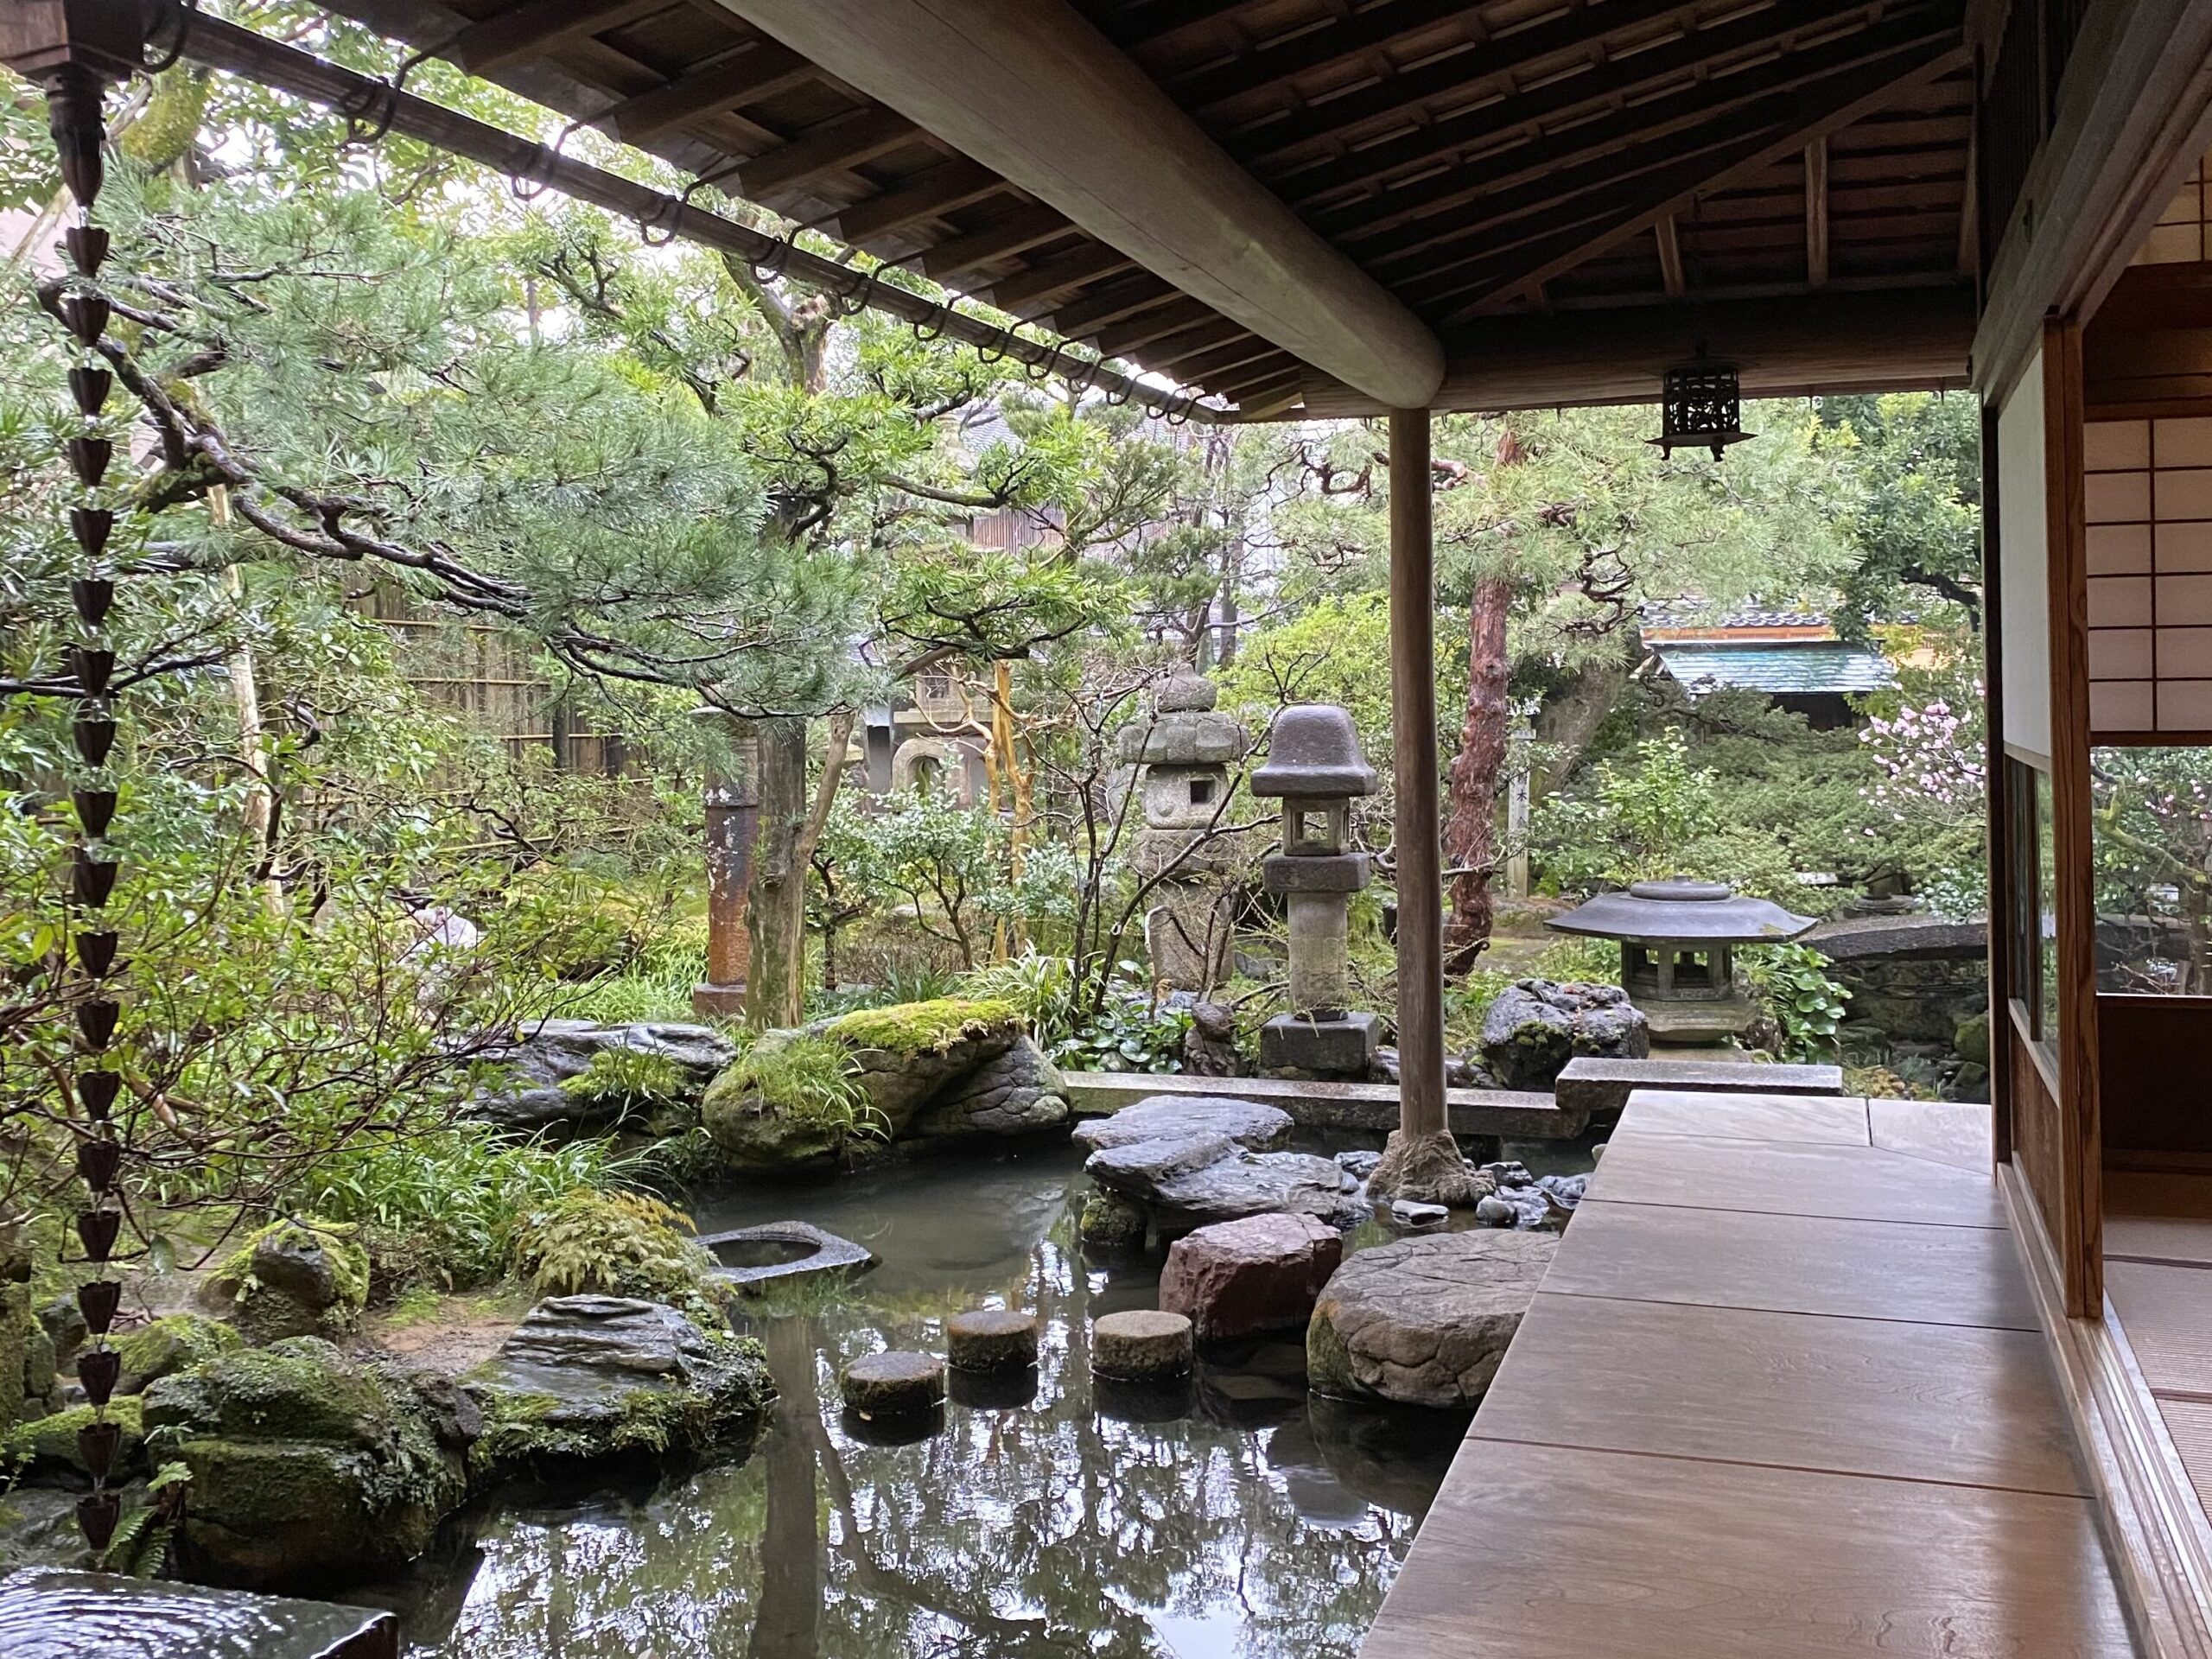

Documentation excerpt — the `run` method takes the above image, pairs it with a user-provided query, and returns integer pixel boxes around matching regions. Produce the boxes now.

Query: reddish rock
[1158,1212,1344,1344]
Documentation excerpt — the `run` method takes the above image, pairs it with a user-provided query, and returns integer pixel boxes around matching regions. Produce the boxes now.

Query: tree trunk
[745,715,810,1029]
[1531,654,1631,799]
[1442,575,1512,974]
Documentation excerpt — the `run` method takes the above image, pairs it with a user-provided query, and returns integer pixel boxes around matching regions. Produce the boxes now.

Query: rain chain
[45,52,130,1560]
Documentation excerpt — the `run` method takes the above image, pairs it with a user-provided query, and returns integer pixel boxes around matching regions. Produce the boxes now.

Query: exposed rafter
[710,0,1446,407]
[1807,136,1832,286]
[447,0,672,76]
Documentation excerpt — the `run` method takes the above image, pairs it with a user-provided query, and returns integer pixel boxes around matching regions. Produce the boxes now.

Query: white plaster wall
[1998,350,2053,758]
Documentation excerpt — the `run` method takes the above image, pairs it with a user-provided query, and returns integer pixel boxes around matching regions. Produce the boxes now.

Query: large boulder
[1085,1135,1363,1233]
[201,1218,369,1344]
[1071,1095,1293,1154]
[1479,979,1649,1090]
[912,1038,1071,1139]
[702,998,1028,1170]
[466,1296,772,1479]
[1306,1230,1560,1409]
[472,1019,736,1134]
[115,1313,242,1395]
[141,1338,470,1588]
[1159,1212,1343,1343]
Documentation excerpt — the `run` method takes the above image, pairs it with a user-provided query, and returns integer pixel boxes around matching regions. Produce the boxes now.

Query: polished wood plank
[1474,1292,2089,1497]
[1591,1131,2010,1230]
[1544,1198,2040,1330]
[1618,1089,1870,1146]
[1362,1440,2135,1659]
[2107,1173,2212,1266]
[1870,1096,1997,1172]
[2107,1261,2212,1395]
[2152,1396,2212,1517]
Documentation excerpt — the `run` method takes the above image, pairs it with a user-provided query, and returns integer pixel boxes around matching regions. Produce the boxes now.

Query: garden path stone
[467,1296,772,1477]
[1071,1095,1294,1154]
[1158,1213,1342,1344]
[1091,1311,1194,1381]
[946,1310,1039,1372]
[1306,1230,1559,1409]
[842,1351,946,1418]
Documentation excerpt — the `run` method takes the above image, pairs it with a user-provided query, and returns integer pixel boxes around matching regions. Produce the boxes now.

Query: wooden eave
[316,0,1979,419]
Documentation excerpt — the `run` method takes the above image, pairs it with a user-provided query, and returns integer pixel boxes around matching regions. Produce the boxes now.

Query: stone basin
[696,1221,877,1291]
[0,1567,397,1658]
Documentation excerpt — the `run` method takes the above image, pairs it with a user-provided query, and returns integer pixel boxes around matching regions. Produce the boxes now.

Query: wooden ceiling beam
[1094,298,1227,357]
[594,38,813,142]
[1338,10,1965,270]
[1046,276,1182,336]
[448,0,674,75]
[1279,0,1894,207]
[711,0,1446,408]
[1128,316,1257,366]
[1295,287,1976,418]
[1172,0,1484,113]
[986,242,1138,312]
[833,158,1004,243]
[1238,0,1707,163]
[1155,333,1281,380]
[1420,40,1972,321]
[917,204,1071,278]
[738,105,925,199]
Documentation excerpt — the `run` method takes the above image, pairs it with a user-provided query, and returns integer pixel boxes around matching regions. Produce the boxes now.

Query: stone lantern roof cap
[1249,704,1376,798]
[1544,877,1815,944]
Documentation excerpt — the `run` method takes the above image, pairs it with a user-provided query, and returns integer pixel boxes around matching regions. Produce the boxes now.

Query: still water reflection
[354,1142,1464,1658]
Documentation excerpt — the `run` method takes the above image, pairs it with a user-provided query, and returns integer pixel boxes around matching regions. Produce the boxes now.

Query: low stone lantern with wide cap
[1250,704,1379,1078]
[1545,877,1815,1046]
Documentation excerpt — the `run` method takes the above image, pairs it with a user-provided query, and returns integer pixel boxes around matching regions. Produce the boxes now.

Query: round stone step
[841,1351,946,1419]
[947,1309,1039,1372]
[1091,1310,1194,1381]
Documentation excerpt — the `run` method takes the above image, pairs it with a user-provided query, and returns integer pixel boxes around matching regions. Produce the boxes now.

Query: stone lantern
[1118,671,1249,990]
[1545,877,1814,1045]
[1250,704,1379,1077]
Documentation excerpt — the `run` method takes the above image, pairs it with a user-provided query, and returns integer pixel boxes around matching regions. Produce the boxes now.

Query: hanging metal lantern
[1648,350,1755,461]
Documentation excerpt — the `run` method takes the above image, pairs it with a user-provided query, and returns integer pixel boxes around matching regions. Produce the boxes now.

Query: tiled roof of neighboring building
[1654,642,1896,696]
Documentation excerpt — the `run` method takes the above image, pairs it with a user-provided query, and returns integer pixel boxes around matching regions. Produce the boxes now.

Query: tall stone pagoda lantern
[1251,705,1380,1077]
[1120,671,1249,990]
[1546,877,1815,1045]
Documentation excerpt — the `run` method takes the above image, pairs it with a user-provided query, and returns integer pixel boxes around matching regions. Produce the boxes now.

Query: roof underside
[319,0,1977,419]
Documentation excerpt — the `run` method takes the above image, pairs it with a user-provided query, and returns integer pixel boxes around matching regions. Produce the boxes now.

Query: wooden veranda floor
[1360,1088,2139,1659]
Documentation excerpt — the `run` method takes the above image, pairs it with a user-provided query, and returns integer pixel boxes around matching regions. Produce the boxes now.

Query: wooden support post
[1370,407,1476,1205]
[1805,137,1830,288]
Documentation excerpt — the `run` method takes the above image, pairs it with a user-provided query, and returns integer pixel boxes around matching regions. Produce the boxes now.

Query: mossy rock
[821,997,1020,1057]
[700,1032,853,1173]
[143,1337,467,1590]
[4,1396,146,1482]
[0,1281,29,1430]
[116,1314,242,1395]
[466,1296,773,1480]
[206,1218,370,1343]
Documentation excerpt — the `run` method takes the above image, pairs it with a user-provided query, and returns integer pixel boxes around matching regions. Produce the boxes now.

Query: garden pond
[337,1139,1497,1657]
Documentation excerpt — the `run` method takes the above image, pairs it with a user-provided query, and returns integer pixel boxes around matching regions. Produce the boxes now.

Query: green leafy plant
[509,1188,715,1306]
[1051,973,1192,1074]
[560,1048,693,1116]
[957,953,1080,1047]
[1745,943,1851,1063]
[726,1030,887,1147]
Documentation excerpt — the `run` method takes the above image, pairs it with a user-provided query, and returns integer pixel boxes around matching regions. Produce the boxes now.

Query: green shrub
[1051,995,1191,1074]
[509,1189,716,1309]
[1745,943,1851,1063]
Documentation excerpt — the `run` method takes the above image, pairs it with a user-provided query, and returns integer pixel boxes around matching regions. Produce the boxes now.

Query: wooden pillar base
[692,981,747,1018]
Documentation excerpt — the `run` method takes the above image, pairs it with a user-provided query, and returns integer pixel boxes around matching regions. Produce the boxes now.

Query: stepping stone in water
[947,1309,1040,1372]
[841,1351,946,1419]
[1092,1310,1194,1381]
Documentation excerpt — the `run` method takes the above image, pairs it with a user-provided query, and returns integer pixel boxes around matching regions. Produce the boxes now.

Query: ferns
[508,1188,716,1306]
